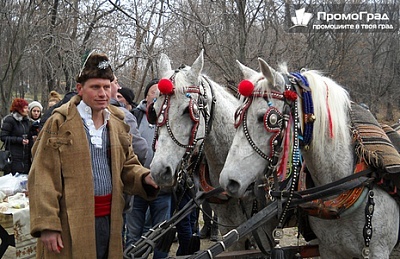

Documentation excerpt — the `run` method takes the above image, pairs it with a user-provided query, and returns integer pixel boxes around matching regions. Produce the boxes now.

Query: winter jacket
[0,112,32,174]
[110,98,148,164]
[133,100,172,195]
[28,95,159,258]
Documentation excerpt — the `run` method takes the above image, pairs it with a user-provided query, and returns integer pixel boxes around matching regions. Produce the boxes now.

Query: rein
[123,187,224,259]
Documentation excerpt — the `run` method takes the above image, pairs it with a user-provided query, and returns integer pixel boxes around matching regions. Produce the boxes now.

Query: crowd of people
[0,51,219,258]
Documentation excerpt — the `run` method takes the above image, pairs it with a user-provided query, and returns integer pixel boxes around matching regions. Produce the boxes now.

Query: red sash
[95,194,112,217]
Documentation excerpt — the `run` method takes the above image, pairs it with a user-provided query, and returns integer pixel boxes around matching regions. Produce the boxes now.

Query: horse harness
[153,68,230,202]
[235,72,378,258]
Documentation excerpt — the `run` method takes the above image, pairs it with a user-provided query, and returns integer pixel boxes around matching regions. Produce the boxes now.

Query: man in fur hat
[28,52,159,258]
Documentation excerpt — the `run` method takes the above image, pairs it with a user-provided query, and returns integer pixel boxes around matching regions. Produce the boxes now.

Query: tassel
[324,82,334,138]
[271,244,285,259]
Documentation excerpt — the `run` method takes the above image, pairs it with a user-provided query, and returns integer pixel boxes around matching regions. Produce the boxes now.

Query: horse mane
[301,70,351,153]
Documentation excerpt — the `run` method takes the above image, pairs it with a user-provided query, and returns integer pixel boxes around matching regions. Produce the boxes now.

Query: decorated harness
[234,72,376,258]
[150,68,218,195]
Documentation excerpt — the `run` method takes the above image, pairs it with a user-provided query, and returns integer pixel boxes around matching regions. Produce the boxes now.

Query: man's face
[146,84,158,106]
[116,92,128,106]
[110,75,120,98]
[77,78,111,113]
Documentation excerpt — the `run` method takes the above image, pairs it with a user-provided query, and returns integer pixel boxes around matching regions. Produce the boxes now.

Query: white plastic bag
[0,174,25,196]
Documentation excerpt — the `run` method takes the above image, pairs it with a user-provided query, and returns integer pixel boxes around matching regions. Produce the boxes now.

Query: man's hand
[144,173,158,188]
[40,230,64,253]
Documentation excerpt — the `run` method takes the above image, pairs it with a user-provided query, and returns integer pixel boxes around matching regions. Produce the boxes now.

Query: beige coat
[28,95,158,258]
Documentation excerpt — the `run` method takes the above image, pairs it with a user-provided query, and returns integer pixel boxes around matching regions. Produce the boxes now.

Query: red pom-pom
[238,80,254,97]
[283,90,297,101]
[158,78,174,95]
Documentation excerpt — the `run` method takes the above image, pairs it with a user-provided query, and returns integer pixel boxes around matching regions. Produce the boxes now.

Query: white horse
[150,51,275,252]
[219,58,400,258]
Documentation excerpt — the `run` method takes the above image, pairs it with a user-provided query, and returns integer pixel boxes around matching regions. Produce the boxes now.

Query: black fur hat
[76,52,114,84]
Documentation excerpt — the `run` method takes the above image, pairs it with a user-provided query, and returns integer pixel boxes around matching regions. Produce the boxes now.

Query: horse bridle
[234,74,305,246]
[152,69,216,180]
[234,75,300,170]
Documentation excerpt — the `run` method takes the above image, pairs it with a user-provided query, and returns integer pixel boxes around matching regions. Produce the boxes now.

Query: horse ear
[158,53,172,77]
[189,49,204,80]
[236,60,257,79]
[258,58,276,89]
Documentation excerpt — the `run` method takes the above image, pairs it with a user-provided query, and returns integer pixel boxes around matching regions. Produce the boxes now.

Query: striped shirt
[77,101,112,196]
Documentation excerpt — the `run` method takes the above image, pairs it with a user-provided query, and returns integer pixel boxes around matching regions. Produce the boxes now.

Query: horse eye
[257,115,264,123]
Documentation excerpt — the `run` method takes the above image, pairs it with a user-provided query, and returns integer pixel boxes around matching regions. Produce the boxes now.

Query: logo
[287,4,398,33]
[290,8,313,29]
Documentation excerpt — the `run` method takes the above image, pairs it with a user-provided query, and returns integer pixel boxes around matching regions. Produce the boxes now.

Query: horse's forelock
[173,71,189,95]
[253,68,286,94]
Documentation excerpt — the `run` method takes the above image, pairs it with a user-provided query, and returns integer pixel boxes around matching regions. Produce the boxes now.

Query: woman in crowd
[28,100,43,142]
[0,98,33,175]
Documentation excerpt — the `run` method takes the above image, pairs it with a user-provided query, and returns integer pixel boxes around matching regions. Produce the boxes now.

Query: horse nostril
[226,180,241,196]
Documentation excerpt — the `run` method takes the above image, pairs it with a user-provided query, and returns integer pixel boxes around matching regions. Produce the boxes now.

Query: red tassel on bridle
[283,90,297,101]
[158,78,174,95]
[238,80,254,96]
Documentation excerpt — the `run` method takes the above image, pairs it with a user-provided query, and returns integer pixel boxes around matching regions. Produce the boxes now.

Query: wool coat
[28,95,158,258]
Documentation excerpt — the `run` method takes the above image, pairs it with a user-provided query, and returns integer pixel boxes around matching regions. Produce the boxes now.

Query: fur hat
[144,78,159,98]
[48,90,62,103]
[76,52,114,84]
[10,98,29,113]
[118,87,135,107]
[28,101,43,112]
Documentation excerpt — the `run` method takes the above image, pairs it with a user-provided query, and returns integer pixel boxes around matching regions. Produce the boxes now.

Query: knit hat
[118,87,135,107]
[10,98,29,113]
[144,79,160,98]
[28,101,43,112]
[76,51,114,84]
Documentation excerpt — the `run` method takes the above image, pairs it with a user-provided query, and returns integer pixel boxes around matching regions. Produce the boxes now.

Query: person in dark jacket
[0,98,33,175]
[125,79,173,258]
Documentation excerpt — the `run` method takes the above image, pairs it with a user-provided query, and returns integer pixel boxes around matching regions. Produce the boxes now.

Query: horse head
[220,58,291,198]
[150,50,212,187]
